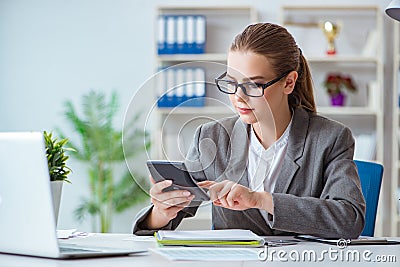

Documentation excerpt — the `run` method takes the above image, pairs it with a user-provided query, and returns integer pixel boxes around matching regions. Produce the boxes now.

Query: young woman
[133,23,365,239]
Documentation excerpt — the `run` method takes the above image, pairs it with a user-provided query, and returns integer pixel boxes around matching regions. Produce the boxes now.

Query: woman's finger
[213,199,222,206]
[161,203,191,219]
[149,175,156,184]
[197,180,216,189]
[226,183,240,207]
[160,195,195,207]
[208,180,228,201]
[150,180,173,195]
[214,181,234,207]
[217,181,234,199]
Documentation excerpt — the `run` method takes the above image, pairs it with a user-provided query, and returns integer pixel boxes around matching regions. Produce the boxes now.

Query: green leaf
[58,90,150,232]
[44,131,75,182]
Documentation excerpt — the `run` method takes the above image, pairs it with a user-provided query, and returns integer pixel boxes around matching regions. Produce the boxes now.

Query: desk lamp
[386,0,400,21]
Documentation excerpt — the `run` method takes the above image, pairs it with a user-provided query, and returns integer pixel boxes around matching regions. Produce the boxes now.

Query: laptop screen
[0,132,60,257]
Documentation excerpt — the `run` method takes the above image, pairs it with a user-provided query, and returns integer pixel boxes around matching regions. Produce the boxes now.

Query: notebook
[0,132,146,259]
[155,229,265,247]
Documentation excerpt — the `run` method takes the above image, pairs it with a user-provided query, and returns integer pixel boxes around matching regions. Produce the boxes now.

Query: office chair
[354,160,384,237]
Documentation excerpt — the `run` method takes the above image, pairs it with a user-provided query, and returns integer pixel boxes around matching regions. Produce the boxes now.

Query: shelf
[156,53,227,62]
[282,5,379,11]
[155,106,376,116]
[307,56,379,64]
[317,107,377,115]
[157,54,380,64]
[393,21,400,237]
[157,106,235,115]
[157,5,255,12]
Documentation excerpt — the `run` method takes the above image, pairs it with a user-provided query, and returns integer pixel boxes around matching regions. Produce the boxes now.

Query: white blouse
[247,117,293,193]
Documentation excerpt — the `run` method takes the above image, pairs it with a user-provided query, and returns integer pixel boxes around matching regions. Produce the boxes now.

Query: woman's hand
[144,176,195,229]
[198,180,274,214]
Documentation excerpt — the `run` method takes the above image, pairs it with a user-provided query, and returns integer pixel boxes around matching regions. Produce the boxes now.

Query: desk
[0,234,399,266]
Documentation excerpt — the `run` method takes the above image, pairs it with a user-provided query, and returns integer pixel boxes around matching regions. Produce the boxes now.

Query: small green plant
[44,131,76,183]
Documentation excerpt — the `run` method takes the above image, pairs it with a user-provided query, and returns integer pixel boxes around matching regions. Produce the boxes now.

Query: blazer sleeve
[132,125,207,235]
[185,124,209,182]
[266,126,366,239]
[132,204,198,235]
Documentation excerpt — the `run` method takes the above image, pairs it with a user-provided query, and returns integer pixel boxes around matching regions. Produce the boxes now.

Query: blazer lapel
[273,108,309,193]
[223,118,250,187]
[223,119,270,231]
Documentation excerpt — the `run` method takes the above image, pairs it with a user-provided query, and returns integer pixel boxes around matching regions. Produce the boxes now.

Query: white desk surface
[0,234,399,266]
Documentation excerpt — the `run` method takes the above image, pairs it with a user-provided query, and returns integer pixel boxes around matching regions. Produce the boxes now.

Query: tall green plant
[58,90,150,233]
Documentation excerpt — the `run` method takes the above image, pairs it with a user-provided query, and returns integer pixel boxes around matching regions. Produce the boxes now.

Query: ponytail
[289,54,316,113]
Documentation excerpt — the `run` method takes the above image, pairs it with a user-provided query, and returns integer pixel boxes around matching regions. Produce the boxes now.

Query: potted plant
[324,73,357,106]
[58,90,150,233]
[44,131,75,225]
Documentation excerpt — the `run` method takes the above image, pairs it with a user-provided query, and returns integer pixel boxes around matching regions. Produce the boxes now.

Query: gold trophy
[321,21,340,55]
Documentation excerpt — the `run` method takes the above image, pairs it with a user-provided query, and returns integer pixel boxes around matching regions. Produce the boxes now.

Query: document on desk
[56,229,91,239]
[155,229,265,247]
[123,235,155,242]
[150,247,259,261]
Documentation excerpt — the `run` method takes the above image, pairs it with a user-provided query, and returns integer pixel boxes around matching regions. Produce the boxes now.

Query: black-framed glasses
[215,70,291,97]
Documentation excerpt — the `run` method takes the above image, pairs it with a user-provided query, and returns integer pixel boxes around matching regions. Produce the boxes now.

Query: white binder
[166,16,176,53]
[186,16,195,51]
[176,16,185,52]
[195,16,206,53]
[194,68,205,97]
[157,16,166,53]
[166,68,175,97]
[176,68,185,98]
[185,68,195,97]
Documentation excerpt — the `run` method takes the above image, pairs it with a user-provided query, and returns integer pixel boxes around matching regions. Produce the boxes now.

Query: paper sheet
[156,229,262,241]
[150,247,259,261]
[123,236,155,242]
[56,229,90,239]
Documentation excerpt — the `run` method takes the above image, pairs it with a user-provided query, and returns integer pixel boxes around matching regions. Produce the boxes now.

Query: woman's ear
[283,71,298,95]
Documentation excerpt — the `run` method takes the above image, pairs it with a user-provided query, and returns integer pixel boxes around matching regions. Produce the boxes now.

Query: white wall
[0,0,394,234]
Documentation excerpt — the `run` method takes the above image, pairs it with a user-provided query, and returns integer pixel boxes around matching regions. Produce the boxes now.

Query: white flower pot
[50,181,63,226]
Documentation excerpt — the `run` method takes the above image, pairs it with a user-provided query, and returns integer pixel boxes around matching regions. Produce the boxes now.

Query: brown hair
[230,23,316,113]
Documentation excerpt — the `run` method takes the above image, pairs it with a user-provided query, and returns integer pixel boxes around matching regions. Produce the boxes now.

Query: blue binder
[157,68,206,107]
[157,15,206,54]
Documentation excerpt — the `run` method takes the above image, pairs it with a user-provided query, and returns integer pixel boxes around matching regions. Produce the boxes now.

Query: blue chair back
[354,160,384,237]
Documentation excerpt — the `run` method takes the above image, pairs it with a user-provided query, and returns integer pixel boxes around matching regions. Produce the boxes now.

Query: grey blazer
[132,107,366,239]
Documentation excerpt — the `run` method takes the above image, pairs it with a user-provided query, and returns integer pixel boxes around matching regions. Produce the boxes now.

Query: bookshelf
[150,4,387,234]
[391,21,400,236]
[152,5,258,161]
[280,5,384,235]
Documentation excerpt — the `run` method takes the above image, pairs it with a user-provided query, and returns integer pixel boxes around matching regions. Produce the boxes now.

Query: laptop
[0,132,146,259]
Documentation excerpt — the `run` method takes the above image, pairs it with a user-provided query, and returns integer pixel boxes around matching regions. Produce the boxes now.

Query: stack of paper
[155,229,265,247]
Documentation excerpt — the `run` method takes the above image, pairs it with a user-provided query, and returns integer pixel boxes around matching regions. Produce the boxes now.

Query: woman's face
[226,50,295,125]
